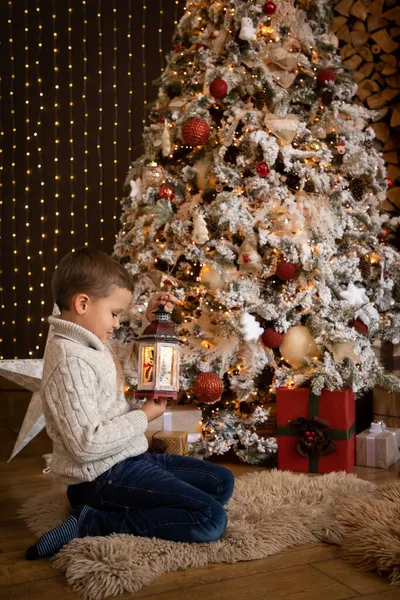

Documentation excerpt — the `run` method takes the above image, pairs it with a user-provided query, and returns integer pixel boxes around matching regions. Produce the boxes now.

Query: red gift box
[276,387,356,473]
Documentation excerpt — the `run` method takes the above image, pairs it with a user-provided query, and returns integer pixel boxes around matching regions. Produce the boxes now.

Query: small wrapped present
[372,340,400,376]
[356,421,400,469]
[145,430,188,455]
[373,386,400,428]
[147,404,202,433]
[277,387,356,473]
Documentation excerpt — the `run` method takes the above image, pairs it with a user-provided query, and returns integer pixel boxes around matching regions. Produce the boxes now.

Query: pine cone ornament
[253,89,271,110]
[182,117,210,146]
[192,372,224,403]
[359,257,371,280]
[171,306,184,324]
[304,179,315,193]
[349,177,367,201]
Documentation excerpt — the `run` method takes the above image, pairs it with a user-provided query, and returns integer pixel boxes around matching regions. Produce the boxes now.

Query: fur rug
[20,469,375,600]
[334,481,400,586]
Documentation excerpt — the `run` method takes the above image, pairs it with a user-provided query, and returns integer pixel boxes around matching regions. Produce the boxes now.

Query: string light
[68,2,76,252]
[159,0,164,73]
[112,0,118,237]
[174,0,183,25]
[8,0,18,358]
[82,0,89,245]
[97,3,104,243]
[24,1,33,353]
[142,0,147,125]
[34,1,47,342]
[127,0,133,155]
[52,1,60,263]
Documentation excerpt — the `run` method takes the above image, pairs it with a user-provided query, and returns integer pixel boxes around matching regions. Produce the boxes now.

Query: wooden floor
[0,390,399,600]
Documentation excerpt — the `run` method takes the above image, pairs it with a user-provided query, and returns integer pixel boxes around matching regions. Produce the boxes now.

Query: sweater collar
[48,316,106,352]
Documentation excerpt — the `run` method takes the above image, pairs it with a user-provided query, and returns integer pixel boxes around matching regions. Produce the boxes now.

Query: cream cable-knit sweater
[41,316,148,485]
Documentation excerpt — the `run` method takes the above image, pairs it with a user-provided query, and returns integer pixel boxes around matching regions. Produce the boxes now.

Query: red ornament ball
[263,1,277,15]
[256,162,270,177]
[316,68,335,87]
[386,178,393,188]
[350,318,368,336]
[195,42,206,51]
[276,261,296,280]
[378,227,390,242]
[192,372,224,403]
[159,184,175,200]
[175,44,185,53]
[209,78,228,100]
[261,328,284,349]
[182,117,210,146]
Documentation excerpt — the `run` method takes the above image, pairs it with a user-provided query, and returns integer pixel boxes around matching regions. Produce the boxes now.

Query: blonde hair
[51,247,134,311]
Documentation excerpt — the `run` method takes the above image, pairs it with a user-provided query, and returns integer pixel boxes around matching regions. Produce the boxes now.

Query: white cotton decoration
[162,120,171,157]
[339,283,369,307]
[129,178,142,201]
[240,312,264,342]
[192,213,209,245]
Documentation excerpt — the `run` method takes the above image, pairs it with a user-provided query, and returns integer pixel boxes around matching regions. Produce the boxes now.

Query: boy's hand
[146,292,179,322]
[141,398,167,422]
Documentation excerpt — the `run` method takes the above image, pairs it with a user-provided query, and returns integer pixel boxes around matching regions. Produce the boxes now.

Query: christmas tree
[114,0,400,464]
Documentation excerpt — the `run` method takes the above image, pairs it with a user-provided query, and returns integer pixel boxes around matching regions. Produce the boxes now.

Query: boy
[26,247,234,559]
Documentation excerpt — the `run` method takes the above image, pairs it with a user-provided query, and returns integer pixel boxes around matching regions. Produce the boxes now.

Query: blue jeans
[67,453,235,543]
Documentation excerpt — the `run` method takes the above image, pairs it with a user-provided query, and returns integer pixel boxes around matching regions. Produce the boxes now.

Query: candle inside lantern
[136,305,180,401]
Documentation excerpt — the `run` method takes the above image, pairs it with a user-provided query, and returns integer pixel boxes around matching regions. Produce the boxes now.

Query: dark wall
[0,0,185,359]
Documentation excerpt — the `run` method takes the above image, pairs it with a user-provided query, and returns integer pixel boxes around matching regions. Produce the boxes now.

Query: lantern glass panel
[158,345,175,388]
[142,345,155,384]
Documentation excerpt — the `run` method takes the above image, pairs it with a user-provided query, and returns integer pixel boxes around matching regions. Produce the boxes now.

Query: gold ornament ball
[279,325,319,367]
[199,265,223,290]
[306,140,321,152]
[199,264,237,290]
[142,163,164,187]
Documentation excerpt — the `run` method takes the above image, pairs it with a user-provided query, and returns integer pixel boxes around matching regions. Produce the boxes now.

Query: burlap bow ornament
[263,43,299,89]
[289,416,336,458]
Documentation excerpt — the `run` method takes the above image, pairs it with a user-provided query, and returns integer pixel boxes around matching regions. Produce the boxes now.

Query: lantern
[136,306,180,401]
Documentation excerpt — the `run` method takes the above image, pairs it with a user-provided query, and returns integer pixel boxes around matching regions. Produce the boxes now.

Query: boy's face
[73,286,133,344]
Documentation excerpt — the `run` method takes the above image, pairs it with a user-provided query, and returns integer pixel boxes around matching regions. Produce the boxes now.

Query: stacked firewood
[332,0,399,211]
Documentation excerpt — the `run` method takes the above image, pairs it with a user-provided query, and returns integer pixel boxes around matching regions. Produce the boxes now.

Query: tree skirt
[19,469,375,600]
[334,480,400,586]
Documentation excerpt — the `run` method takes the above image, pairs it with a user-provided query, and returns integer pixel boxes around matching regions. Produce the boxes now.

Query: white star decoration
[1,304,59,460]
[339,282,369,307]
[0,359,45,460]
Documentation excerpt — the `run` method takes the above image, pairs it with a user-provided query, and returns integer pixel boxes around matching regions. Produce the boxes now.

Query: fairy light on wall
[8,0,18,358]
[34,1,47,342]
[142,0,147,125]
[24,1,33,354]
[159,0,164,73]
[127,0,133,155]
[112,1,119,237]
[52,1,60,264]
[97,3,104,243]
[2,0,187,359]
[82,0,89,245]
[67,3,76,253]
[174,0,181,25]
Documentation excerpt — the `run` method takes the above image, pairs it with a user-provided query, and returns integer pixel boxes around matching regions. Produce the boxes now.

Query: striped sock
[25,505,91,560]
